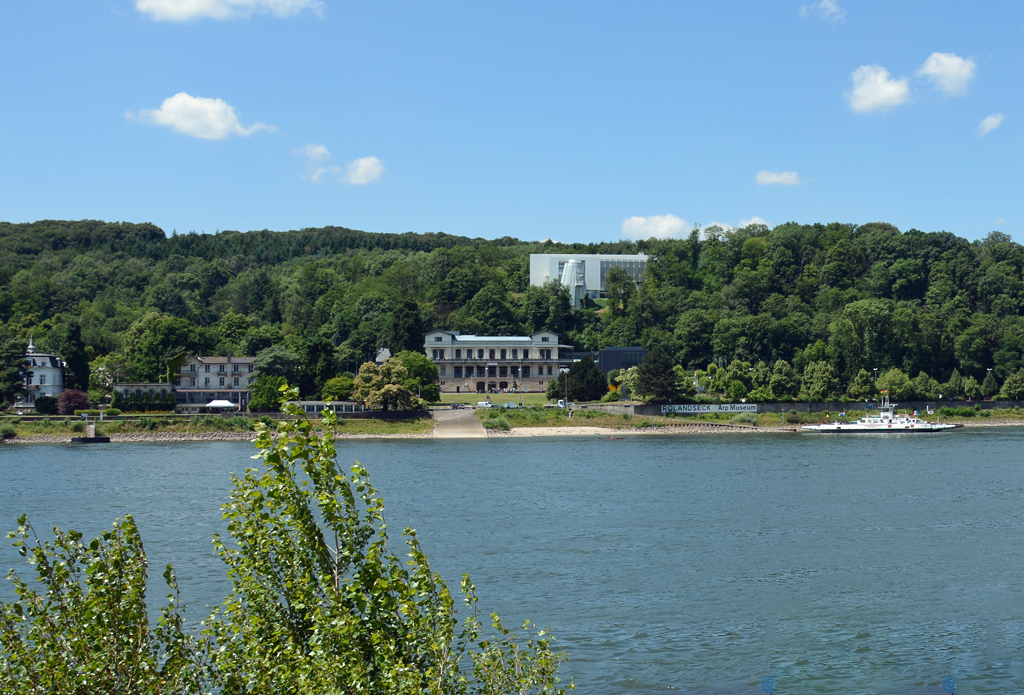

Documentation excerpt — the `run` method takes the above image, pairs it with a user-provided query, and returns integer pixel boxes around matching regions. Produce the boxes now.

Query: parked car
[450,403,465,409]
[501,402,519,409]
[476,402,492,408]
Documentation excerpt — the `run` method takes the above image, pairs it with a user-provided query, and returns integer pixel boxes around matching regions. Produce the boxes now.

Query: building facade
[174,354,257,412]
[424,330,572,393]
[529,253,648,308]
[16,337,65,409]
[570,346,648,375]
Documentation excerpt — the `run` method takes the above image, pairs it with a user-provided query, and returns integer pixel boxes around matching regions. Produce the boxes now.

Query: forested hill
[1,218,1022,402]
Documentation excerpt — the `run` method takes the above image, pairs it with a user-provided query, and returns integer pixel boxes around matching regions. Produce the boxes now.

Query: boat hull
[801,425,959,433]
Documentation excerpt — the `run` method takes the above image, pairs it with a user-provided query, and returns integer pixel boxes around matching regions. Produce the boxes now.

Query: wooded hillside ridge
[2,218,1023,404]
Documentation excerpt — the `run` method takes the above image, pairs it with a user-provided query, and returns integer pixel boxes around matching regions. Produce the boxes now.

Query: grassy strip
[474,407,746,430]
[0,415,433,438]
[434,392,551,407]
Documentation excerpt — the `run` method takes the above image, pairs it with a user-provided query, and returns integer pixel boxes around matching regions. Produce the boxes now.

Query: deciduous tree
[352,360,418,411]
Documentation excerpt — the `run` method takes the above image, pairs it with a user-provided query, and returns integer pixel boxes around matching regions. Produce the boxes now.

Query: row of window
[179,376,253,387]
[123,388,169,398]
[438,365,555,378]
[430,348,554,361]
[186,363,254,373]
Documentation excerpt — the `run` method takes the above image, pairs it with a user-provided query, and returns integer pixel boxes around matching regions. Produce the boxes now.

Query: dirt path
[431,409,487,438]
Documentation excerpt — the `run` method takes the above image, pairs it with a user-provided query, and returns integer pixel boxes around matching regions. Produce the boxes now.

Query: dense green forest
[2,218,1023,403]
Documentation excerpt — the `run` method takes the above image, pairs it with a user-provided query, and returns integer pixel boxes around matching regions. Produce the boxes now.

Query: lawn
[434,392,552,407]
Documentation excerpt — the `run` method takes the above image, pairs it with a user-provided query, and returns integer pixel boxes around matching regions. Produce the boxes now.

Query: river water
[3,430,1024,693]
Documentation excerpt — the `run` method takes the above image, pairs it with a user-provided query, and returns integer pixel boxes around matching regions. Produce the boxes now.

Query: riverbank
[2,417,1019,444]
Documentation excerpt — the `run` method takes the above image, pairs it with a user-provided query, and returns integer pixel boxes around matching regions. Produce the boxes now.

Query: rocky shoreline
[1,431,433,444]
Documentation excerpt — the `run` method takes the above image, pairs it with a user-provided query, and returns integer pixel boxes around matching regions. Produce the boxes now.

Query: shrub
[483,416,511,430]
[731,412,758,425]
[103,408,122,417]
[636,418,663,428]
[138,417,158,431]
[71,422,85,433]
[0,424,15,438]
[228,416,254,431]
[785,409,803,424]
[58,389,91,415]
[34,396,58,415]
[74,409,101,416]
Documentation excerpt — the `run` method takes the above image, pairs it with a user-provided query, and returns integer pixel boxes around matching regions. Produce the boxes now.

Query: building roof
[191,355,256,364]
[375,347,392,363]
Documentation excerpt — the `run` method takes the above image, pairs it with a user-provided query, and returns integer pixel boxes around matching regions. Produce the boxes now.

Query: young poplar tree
[203,386,572,694]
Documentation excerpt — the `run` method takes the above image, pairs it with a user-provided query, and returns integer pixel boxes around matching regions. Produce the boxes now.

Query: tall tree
[43,317,90,390]
[0,327,28,407]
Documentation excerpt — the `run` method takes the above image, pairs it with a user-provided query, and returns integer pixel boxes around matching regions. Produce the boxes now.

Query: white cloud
[343,156,385,185]
[621,214,689,240]
[136,0,323,21]
[978,113,1005,136]
[127,92,271,139]
[844,65,910,112]
[916,52,976,97]
[756,170,801,185]
[740,216,769,228]
[996,218,1006,225]
[800,0,845,23]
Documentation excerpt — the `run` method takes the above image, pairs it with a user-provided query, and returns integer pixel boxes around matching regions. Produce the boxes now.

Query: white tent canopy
[206,400,237,409]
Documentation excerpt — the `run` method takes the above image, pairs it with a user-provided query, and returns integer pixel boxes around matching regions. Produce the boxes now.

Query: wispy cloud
[343,156,385,185]
[295,143,340,182]
[977,113,1005,137]
[844,65,910,113]
[740,216,769,228]
[136,0,324,21]
[800,0,845,23]
[756,170,801,185]
[126,92,272,139]
[917,52,976,96]
[996,217,1006,226]
[621,214,689,240]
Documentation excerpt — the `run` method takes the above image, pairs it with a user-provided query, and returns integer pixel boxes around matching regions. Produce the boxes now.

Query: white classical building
[174,354,258,412]
[16,337,65,409]
[424,330,572,394]
[529,253,647,308]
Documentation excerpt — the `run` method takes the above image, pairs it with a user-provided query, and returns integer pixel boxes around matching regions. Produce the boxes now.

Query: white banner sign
[661,404,757,414]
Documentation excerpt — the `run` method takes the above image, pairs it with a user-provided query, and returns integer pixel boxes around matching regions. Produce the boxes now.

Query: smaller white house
[16,337,65,409]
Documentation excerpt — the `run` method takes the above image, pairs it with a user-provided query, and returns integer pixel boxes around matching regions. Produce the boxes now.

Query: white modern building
[16,337,65,409]
[529,253,648,308]
[424,330,572,393]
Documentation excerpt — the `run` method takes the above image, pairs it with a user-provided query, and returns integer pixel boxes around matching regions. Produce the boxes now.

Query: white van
[476,402,492,409]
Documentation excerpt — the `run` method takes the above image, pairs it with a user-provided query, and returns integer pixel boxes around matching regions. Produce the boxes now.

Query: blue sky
[0,1,1020,243]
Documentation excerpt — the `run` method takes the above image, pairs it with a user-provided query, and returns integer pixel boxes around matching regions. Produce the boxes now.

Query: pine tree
[635,348,678,403]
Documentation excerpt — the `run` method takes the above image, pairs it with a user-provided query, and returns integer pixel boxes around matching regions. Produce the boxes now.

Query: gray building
[529,253,647,308]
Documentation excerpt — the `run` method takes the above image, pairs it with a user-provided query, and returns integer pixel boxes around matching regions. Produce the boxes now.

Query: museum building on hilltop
[423,330,572,393]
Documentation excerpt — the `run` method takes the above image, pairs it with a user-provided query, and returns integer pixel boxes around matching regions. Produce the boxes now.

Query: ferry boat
[801,398,960,433]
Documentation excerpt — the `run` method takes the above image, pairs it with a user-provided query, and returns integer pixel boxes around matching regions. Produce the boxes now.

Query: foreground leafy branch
[0,516,201,694]
[0,385,572,695]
